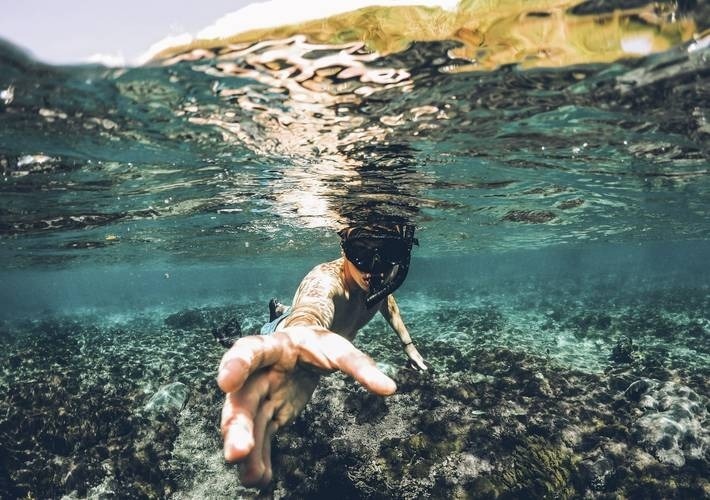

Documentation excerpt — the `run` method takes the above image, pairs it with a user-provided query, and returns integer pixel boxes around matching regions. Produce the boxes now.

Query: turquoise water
[1,5,709,498]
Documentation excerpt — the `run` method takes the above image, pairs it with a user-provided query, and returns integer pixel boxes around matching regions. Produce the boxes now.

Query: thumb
[308,331,397,395]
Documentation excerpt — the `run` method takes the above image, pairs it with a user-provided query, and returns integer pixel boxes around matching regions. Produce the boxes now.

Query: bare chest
[329,293,379,340]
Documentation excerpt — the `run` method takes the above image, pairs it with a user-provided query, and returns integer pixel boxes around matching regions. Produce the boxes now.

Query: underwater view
[1,0,709,498]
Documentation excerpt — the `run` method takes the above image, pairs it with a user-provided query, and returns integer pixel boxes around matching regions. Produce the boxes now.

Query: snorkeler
[217,224,427,487]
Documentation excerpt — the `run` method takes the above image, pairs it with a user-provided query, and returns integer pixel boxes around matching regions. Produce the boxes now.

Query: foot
[268,298,286,321]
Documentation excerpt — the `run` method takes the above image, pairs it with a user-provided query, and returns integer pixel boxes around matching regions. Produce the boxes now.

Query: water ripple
[0,1,708,268]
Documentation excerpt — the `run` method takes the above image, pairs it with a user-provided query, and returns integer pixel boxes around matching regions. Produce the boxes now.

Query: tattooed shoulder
[294,259,343,300]
[286,259,344,328]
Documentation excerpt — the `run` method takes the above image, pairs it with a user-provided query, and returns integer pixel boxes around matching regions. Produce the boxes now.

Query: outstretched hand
[217,325,397,487]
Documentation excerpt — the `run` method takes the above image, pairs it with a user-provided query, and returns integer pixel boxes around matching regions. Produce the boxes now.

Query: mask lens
[370,256,393,275]
[344,238,407,274]
[344,241,375,272]
[379,240,408,264]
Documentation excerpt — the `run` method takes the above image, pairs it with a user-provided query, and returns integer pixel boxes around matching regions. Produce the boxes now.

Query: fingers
[411,354,428,371]
[404,344,428,371]
[221,375,270,462]
[217,335,285,394]
[239,401,276,487]
[262,422,277,484]
[314,332,397,395]
[221,393,254,462]
[409,358,429,371]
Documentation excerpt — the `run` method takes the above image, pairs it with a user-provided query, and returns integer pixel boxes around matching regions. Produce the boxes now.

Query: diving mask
[340,225,418,308]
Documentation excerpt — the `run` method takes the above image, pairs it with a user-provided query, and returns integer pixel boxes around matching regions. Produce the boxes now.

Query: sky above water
[0,0,259,64]
[0,0,457,65]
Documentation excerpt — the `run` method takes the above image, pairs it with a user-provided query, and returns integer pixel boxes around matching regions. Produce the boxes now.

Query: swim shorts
[260,307,291,335]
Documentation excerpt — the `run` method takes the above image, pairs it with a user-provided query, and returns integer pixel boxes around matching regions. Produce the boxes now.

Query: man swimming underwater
[217,224,427,486]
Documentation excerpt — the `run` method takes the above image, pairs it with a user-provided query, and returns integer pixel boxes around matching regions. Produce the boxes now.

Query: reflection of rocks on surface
[502,209,557,223]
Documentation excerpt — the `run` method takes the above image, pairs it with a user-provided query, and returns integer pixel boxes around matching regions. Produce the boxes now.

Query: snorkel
[365,224,416,308]
[340,225,418,308]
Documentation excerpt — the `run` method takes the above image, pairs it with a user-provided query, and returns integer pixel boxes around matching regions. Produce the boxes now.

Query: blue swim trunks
[260,307,291,335]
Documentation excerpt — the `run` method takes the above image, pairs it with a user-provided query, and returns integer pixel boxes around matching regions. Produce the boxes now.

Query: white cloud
[86,52,127,67]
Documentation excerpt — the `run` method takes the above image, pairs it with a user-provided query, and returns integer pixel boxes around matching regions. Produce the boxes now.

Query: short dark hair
[338,224,410,242]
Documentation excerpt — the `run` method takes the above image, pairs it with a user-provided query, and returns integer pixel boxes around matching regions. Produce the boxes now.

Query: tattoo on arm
[283,262,338,329]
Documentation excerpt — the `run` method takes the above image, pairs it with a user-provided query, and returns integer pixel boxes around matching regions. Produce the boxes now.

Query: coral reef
[0,285,707,498]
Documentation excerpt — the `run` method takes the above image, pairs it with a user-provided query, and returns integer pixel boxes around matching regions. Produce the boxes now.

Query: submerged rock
[523,371,554,398]
[611,335,637,364]
[164,309,207,330]
[144,382,189,415]
[626,380,709,467]
[343,388,389,425]
[577,453,615,491]
[212,316,242,348]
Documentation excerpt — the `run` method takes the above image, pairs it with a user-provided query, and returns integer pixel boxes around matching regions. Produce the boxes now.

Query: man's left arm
[380,295,428,371]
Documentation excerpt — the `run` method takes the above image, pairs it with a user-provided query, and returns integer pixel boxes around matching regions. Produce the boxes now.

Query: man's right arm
[218,325,397,486]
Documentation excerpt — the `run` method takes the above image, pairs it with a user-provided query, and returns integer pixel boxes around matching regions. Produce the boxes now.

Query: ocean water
[1,1,709,498]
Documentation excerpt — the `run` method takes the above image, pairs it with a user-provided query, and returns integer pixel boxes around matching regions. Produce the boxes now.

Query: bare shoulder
[294,258,344,300]
[285,258,344,329]
[310,258,343,279]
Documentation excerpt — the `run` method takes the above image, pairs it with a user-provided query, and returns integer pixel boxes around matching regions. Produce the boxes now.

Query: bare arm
[218,326,397,486]
[218,261,402,487]
[281,261,338,329]
[379,295,428,371]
